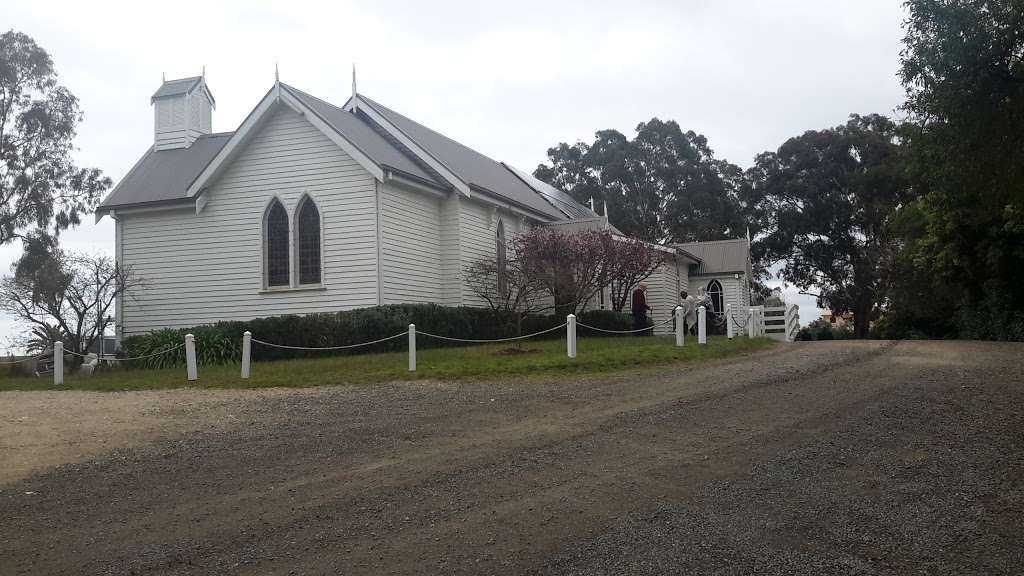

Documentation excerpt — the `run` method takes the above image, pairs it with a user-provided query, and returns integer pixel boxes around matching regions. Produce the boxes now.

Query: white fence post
[748,309,755,339]
[408,324,416,372]
[567,314,577,359]
[698,306,707,346]
[241,331,252,378]
[53,341,63,385]
[726,304,734,340]
[783,307,792,342]
[675,306,684,347]
[185,333,197,381]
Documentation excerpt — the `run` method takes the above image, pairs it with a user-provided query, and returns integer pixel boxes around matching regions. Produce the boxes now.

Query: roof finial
[589,197,595,212]
[202,65,205,79]
[275,62,279,83]
[352,64,357,99]
[604,199,609,218]
[746,226,751,246]
[162,71,165,83]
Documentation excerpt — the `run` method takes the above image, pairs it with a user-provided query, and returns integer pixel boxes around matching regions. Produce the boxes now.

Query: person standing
[631,283,651,334]
[682,290,698,335]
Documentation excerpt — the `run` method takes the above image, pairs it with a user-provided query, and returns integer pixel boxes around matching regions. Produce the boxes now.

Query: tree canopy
[534,119,745,244]
[0,30,110,256]
[891,0,1024,338]
[745,114,910,338]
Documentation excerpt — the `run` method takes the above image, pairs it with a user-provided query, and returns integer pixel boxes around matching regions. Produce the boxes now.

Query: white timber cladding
[692,275,748,315]
[379,181,442,304]
[119,107,378,336]
[458,199,500,307]
[438,192,462,306]
[643,259,682,335]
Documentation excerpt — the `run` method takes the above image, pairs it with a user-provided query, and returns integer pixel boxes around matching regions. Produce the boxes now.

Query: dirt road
[1,341,1022,575]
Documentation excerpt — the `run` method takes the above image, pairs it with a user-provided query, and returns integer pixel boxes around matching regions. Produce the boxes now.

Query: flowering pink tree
[516,227,616,317]
[607,238,668,312]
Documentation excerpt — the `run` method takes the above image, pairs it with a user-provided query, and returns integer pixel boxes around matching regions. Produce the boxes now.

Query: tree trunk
[853,301,872,339]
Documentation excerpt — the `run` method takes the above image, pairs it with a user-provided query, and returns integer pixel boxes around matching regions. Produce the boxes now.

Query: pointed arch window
[296,196,322,285]
[707,279,724,315]
[496,219,507,294]
[265,200,290,287]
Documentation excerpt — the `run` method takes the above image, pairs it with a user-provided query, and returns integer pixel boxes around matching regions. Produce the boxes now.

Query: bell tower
[151,71,216,151]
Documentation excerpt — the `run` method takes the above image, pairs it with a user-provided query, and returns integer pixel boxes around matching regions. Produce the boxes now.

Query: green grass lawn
[0,336,775,392]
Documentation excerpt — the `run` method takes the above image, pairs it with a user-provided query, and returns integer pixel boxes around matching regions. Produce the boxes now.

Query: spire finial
[352,64,357,99]
[202,65,205,79]
[275,62,279,83]
[589,197,595,212]
[162,71,165,82]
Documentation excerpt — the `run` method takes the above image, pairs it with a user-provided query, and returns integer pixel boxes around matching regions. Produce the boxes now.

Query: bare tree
[464,242,553,338]
[0,249,147,362]
[517,227,616,317]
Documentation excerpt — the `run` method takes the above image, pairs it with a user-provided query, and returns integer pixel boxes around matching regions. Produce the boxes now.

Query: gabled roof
[674,239,750,275]
[282,85,440,186]
[355,95,564,219]
[151,76,216,106]
[98,133,232,211]
[100,81,569,220]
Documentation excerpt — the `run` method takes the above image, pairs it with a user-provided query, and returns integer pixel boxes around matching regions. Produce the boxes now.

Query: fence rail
[40,304,790,386]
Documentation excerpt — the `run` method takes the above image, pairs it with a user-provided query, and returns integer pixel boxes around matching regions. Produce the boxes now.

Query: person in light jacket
[681,290,698,336]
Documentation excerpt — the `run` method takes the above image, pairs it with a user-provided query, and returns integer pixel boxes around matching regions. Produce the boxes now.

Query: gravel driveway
[1,340,1022,575]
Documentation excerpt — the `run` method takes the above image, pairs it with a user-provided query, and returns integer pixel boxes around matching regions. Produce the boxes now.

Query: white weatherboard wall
[379,182,442,304]
[119,107,378,337]
[458,199,499,307]
[692,275,748,317]
[644,260,682,335]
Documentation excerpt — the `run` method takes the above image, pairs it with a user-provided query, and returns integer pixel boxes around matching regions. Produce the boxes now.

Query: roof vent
[151,73,216,151]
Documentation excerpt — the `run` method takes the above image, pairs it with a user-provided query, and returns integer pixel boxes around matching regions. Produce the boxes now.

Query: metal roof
[358,96,564,219]
[98,133,232,210]
[283,85,441,186]
[674,239,750,275]
[502,163,598,220]
[151,76,203,102]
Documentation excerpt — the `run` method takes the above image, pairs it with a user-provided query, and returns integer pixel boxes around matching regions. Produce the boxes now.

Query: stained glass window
[297,198,321,285]
[266,201,289,287]
[707,279,724,315]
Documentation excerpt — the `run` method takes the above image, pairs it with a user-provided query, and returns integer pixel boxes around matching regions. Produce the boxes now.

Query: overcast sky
[2,0,908,347]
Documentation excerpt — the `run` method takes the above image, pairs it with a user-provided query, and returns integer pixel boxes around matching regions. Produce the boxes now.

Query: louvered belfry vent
[151,74,216,151]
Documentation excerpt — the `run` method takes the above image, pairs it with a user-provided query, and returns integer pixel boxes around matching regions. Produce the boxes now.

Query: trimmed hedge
[120,304,638,368]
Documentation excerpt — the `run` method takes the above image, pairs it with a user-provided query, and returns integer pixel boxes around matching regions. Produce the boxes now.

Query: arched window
[496,219,507,294]
[296,196,321,285]
[265,200,290,287]
[707,279,724,315]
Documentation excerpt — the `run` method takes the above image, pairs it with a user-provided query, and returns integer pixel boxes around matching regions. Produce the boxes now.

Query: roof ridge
[359,94,505,167]
[281,83,347,114]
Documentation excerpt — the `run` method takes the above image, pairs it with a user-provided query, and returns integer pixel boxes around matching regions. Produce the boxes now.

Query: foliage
[892,0,1024,339]
[0,31,111,254]
[120,305,651,369]
[606,238,667,312]
[23,322,67,354]
[534,119,745,243]
[0,248,147,363]
[463,233,553,338]
[0,335,775,392]
[797,318,854,341]
[517,227,616,317]
[744,114,910,338]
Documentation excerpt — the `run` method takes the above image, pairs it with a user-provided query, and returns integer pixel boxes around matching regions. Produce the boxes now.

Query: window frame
[294,193,324,287]
[263,198,291,289]
[707,279,724,316]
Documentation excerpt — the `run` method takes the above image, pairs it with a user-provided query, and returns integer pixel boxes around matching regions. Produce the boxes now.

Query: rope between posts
[63,344,185,362]
[0,350,51,365]
[417,322,568,343]
[577,315,675,334]
[251,332,406,351]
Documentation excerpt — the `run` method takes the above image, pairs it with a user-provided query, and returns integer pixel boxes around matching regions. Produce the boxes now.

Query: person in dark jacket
[631,283,651,334]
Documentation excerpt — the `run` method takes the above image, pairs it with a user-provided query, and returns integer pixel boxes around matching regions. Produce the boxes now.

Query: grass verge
[0,336,775,392]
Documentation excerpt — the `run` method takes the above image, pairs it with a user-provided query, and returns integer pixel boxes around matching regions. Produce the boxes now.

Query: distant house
[821,311,854,327]
[97,74,745,340]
